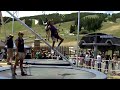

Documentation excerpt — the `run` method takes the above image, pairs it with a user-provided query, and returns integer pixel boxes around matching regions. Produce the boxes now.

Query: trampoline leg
[11,64,16,79]
[29,64,31,75]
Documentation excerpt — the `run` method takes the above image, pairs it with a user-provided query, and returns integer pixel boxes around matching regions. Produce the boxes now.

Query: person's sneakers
[13,72,17,75]
[21,72,27,76]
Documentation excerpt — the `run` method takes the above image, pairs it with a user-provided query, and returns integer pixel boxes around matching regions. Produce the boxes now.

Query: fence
[69,57,120,76]
[40,46,75,55]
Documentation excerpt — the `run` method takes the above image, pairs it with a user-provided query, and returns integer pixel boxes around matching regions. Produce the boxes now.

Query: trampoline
[0,59,107,79]
[0,11,107,79]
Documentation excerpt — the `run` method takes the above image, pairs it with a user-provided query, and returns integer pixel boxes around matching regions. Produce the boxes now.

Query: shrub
[80,30,89,34]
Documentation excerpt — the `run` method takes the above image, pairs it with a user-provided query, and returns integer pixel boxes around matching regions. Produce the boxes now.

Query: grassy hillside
[97,20,120,37]
[85,14,99,18]
[1,17,120,46]
[0,20,77,46]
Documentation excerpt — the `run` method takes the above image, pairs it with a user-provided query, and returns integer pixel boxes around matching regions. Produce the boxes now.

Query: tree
[70,25,76,33]
[25,18,32,27]
[82,17,103,32]
[38,19,43,25]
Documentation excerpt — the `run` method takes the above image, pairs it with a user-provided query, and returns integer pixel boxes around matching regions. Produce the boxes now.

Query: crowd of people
[77,49,120,75]
[35,50,51,59]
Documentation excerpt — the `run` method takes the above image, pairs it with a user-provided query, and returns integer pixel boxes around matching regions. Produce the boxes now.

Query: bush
[25,18,32,27]
[70,25,76,33]
[80,30,89,34]
[38,19,43,25]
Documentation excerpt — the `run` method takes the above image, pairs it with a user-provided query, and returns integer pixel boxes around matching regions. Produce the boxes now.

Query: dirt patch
[25,41,77,47]
[102,25,120,32]
[40,41,77,47]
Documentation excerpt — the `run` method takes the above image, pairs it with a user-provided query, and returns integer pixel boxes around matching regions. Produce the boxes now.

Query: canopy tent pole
[0,11,6,39]
[12,11,15,35]
[4,11,17,25]
[76,11,80,67]
[0,11,3,33]
[6,11,75,67]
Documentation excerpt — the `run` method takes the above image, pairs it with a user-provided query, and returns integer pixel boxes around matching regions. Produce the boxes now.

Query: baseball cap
[9,34,14,37]
[18,31,24,35]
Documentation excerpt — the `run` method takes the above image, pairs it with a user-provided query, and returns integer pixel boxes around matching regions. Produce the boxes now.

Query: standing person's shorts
[18,52,25,60]
[7,48,13,58]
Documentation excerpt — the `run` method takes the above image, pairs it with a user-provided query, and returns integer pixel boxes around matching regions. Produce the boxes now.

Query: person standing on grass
[13,31,27,76]
[47,20,64,50]
[6,34,14,65]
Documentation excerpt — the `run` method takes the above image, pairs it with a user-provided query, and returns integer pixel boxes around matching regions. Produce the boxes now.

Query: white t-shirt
[85,54,90,61]
[97,55,102,63]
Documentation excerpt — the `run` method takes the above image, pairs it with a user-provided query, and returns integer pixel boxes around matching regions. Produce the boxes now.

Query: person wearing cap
[13,31,27,76]
[47,20,64,49]
[6,34,14,65]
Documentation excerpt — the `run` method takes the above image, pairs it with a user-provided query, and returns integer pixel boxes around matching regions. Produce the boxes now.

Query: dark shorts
[51,33,60,41]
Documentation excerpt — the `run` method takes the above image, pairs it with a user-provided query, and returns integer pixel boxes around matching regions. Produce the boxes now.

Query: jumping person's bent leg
[51,36,56,49]
[57,36,64,48]
[47,30,51,41]
[52,41,55,49]
[46,30,51,41]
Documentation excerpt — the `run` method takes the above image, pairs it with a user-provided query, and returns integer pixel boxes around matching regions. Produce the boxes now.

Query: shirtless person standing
[13,31,27,76]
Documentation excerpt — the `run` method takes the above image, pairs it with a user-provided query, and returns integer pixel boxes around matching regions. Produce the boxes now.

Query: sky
[2,11,120,18]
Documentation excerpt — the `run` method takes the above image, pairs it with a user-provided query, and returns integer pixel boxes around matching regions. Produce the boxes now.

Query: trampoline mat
[0,66,96,79]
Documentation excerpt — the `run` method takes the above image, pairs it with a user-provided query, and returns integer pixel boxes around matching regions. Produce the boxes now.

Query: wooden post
[34,38,40,59]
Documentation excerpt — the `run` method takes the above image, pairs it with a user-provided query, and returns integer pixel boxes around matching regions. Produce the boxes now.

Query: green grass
[1,18,120,46]
[85,14,99,18]
[96,21,120,37]
[0,20,77,45]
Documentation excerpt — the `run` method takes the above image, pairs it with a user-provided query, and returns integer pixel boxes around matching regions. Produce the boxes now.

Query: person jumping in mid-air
[47,20,64,49]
